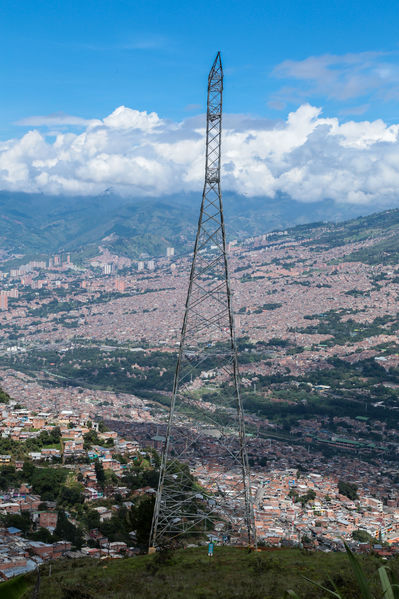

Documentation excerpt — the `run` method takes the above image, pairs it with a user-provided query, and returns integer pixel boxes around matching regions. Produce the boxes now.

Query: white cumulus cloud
[1,104,399,206]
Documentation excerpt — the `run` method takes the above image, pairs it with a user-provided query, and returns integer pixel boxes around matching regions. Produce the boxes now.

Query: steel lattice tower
[149,52,256,550]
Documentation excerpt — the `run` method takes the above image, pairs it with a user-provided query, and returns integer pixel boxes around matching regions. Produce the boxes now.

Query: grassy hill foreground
[4,546,398,599]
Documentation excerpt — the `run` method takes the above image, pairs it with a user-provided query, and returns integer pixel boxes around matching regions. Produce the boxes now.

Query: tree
[30,527,53,543]
[338,480,359,501]
[58,485,84,506]
[0,465,19,490]
[54,510,83,548]
[22,460,35,480]
[0,387,10,404]
[290,488,315,507]
[94,459,105,487]
[31,467,67,501]
[83,430,100,449]
[352,529,374,543]
[299,490,315,507]
[85,509,100,530]
[49,426,61,444]
[4,511,31,534]
[98,420,109,433]
[104,470,118,492]
[128,496,155,547]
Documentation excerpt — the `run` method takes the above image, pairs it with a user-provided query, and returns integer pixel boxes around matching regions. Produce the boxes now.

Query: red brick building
[39,511,58,529]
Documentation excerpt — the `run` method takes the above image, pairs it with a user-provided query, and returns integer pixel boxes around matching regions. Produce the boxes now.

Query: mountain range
[0,191,380,262]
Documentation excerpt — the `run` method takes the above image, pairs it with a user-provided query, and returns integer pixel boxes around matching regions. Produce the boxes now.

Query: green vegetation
[0,346,177,397]
[54,510,83,547]
[301,208,399,251]
[0,387,10,404]
[0,451,161,549]
[94,459,105,487]
[0,427,62,462]
[288,543,399,599]
[338,480,359,501]
[4,330,399,448]
[295,310,398,346]
[0,191,365,261]
[2,507,84,548]
[31,467,68,500]
[14,546,399,599]
[0,462,68,498]
[0,574,29,599]
[292,207,399,265]
[0,192,197,259]
[288,488,316,507]
[352,529,376,544]
[349,236,399,265]
[241,360,399,427]
[253,302,282,313]
[0,340,282,402]
[83,429,113,449]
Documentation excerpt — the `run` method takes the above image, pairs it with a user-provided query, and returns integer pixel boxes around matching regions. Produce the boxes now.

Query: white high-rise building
[166,247,175,257]
[137,261,144,272]
[147,260,155,271]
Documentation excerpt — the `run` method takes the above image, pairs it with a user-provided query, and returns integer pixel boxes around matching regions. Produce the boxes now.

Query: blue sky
[2,0,399,139]
[2,0,399,205]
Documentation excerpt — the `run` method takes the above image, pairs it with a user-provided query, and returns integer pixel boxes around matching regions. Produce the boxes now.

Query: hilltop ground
[3,546,396,599]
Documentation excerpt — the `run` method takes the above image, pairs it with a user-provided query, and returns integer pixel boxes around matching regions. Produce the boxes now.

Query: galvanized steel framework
[149,52,256,549]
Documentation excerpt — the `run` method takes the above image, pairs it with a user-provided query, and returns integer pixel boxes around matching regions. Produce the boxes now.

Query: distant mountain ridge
[0,191,382,260]
[289,207,399,264]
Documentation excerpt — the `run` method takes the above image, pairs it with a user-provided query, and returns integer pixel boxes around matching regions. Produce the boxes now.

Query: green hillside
[293,208,399,264]
[0,191,371,261]
[0,192,197,261]
[14,547,395,599]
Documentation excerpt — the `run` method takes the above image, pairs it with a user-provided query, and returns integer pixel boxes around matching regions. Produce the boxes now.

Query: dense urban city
[0,211,397,579]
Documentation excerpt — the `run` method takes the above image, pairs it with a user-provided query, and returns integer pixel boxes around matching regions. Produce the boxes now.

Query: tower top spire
[208,51,223,83]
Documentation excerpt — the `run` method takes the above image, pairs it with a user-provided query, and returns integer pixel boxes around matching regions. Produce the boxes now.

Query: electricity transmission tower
[149,52,256,550]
